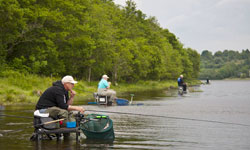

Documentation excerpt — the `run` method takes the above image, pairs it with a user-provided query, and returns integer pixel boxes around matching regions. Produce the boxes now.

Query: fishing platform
[30,111,115,141]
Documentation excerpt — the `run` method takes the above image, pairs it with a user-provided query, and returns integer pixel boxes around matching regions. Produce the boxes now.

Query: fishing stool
[34,127,81,141]
[31,115,81,141]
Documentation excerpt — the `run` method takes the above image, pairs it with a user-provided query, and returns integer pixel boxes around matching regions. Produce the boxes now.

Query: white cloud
[114,0,142,7]
[113,0,125,5]
[215,0,250,7]
[113,0,250,53]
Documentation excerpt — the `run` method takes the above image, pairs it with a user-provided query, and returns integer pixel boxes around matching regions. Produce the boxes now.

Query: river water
[0,80,250,150]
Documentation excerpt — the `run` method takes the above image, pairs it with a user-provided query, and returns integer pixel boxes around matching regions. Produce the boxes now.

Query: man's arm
[66,90,85,113]
[104,80,110,89]
[68,105,85,114]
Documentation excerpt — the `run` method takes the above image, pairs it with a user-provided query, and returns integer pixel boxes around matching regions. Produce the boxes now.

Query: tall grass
[0,70,54,105]
[0,70,98,105]
[0,70,201,105]
[112,80,178,93]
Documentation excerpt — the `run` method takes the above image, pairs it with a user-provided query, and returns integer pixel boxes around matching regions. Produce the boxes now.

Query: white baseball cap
[102,74,109,79]
[62,75,78,84]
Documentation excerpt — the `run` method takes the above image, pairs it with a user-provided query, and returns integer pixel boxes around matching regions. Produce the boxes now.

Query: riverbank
[224,77,250,80]
[0,71,202,105]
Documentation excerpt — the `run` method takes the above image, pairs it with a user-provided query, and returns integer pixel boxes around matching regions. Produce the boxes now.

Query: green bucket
[80,114,115,140]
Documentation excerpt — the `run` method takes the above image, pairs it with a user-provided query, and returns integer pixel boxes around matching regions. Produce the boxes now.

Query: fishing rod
[0,114,33,119]
[73,86,95,94]
[81,90,94,94]
[86,109,250,127]
[35,118,64,128]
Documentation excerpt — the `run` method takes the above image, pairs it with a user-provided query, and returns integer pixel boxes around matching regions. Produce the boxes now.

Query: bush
[5,93,15,103]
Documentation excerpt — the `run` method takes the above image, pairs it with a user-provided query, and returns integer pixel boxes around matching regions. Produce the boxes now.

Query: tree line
[0,0,200,83]
[199,49,250,79]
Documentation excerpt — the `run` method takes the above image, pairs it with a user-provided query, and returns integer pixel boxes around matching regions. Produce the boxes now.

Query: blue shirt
[177,77,183,86]
[98,79,109,89]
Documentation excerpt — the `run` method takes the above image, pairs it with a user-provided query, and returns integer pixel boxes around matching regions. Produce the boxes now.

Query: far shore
[223,78,250,80]
[199,78,250,81]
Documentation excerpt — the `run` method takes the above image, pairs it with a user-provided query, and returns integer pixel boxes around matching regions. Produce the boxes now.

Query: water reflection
[0,80,250,150]
[119,87,178,101]
[80,139,114,149]
[32,139,78,150]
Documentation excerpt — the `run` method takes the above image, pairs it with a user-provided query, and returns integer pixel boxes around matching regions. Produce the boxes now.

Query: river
[0,80,250,150]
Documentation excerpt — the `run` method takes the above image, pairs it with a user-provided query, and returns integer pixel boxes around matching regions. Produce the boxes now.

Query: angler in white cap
[97,74,117,103]
[35,75,85,136]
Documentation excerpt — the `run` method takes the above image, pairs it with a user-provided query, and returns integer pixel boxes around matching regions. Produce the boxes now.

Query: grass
[0,70,202,105]
[112,80,177,92]
[0,71,53,105]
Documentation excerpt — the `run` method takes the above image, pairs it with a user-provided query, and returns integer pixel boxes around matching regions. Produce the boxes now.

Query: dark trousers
[182,84,187,91]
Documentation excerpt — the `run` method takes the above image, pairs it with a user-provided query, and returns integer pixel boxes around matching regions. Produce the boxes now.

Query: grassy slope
[0,71,201,105]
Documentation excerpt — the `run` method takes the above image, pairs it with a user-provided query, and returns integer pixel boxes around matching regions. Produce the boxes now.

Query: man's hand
[68,105,85,114]
[78,107,85,114]
[107,82,111,89]
[70,90,76,98]
[67,90,76,105]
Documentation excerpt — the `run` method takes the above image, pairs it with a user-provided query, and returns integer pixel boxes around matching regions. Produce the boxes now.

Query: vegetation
[0,70,202,105]
[0,0,202,105]
[199,49,250,79]
[0,0,200,83]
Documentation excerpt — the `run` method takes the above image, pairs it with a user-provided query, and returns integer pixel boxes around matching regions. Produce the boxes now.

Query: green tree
[0,0,201,82]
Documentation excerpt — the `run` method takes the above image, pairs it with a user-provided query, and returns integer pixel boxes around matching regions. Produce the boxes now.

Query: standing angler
[177,75,187,93]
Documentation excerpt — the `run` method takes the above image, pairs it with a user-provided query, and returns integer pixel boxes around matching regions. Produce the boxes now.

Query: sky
[113,0,250,53]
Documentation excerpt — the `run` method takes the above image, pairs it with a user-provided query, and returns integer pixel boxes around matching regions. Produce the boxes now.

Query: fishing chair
[30,111,81,141]
[93,93,111,105]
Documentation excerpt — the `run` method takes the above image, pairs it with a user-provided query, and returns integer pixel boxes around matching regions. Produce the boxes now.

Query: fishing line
[86,109,250,127]
[0,109,33,113]
[0,114,33,119]
[2,110,250,127]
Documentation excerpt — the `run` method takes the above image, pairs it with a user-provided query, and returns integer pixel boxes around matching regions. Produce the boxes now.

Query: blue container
[88,102,97,105]
[116,98,129,106]
[66,121,76,128]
